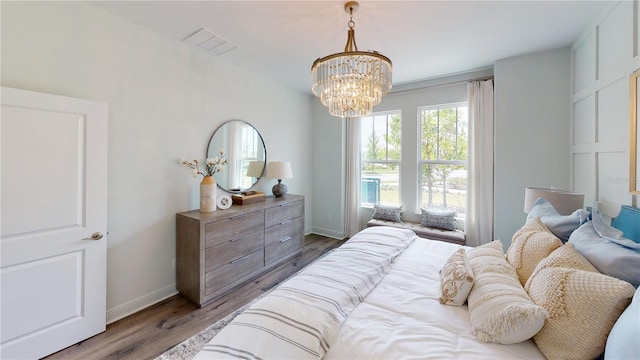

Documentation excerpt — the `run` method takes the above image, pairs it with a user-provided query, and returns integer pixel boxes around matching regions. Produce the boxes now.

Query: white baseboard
[309,226,345,240]
[105,228,346,325]
[106,284,178,324]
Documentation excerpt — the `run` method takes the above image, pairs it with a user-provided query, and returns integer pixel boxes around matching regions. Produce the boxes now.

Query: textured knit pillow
[528,267,635,360]
[439,248,474,306]
[506,217,562,286]
[371,204,402,222]
[466,240,547,344]
[523,243,598,292]
[421,208,456,230]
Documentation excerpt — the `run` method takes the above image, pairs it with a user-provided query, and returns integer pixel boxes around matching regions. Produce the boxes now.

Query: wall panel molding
[570,0,638,208]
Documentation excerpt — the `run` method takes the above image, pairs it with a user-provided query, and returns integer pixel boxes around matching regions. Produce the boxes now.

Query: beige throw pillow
[506,217,562,286]
[528,267,635,360]
[439,248,474,306]
[523,243,598,292]
[467,240,548,344]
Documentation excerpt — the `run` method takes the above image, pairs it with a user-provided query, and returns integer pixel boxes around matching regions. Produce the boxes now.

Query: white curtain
[344,117,361,238]
[466,79,494,246]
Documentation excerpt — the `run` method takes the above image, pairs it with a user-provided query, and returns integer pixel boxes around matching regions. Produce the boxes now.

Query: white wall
[493,0,640,247]
[493,48,572,248]
[310,101,345,238]
[1,2,314,322]
[570,0,639,215]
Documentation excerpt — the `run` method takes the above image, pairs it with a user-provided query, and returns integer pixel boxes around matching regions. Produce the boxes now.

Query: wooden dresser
[176,194,304,306]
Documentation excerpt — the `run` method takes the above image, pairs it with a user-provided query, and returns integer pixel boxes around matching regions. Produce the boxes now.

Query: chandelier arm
[344,28,358,52]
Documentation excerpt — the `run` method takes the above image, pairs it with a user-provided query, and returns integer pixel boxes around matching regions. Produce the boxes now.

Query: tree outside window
[419,104,468,217]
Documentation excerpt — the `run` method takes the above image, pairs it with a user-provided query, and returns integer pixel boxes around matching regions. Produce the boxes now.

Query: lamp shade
[246,161,264,178]
[524,187,584,215]
[266,162,293,180]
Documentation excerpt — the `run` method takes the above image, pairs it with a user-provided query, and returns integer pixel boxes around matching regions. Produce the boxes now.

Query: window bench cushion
[367,219,466,245]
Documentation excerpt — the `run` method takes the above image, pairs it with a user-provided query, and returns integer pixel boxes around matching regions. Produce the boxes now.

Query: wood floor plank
[45,234,343,360]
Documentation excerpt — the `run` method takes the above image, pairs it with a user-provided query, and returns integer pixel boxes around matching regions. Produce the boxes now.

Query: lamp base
[272,180,288,197]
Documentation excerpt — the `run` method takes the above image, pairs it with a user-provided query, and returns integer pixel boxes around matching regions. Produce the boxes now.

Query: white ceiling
[93,1,608,94]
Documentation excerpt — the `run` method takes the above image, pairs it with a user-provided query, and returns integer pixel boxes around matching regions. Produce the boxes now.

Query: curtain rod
[390,75,494,95]
[468,75,494,83]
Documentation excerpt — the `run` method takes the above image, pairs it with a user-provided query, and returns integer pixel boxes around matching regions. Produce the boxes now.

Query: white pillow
[439,248,474,306]
[605,287,640,360]
[467,240,547,344]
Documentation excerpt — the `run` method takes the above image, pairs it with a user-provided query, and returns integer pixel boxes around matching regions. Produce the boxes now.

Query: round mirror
[207,120,266,193]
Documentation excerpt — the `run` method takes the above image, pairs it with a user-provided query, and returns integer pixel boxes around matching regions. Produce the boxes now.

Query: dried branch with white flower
[179,149,227,178]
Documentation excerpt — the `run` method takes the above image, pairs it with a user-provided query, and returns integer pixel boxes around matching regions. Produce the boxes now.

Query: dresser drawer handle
[230,236,242,242]
[231,214,247,220]
[280,220,292,225]
[278,202,290,207]
[279,236,292,243]
[230,254,252,264]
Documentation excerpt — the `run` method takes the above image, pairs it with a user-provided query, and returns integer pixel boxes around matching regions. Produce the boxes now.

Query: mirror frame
[207,119,267,193]
[631,69,639,195]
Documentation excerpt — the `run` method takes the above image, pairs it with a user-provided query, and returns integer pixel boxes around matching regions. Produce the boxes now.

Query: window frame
[417,102,468,219]
[360,110,402,207]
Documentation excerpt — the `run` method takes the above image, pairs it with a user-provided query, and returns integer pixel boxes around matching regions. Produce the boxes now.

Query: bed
[194,203,640,360]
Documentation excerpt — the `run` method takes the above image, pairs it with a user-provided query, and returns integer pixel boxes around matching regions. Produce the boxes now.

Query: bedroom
[1,0,638,359]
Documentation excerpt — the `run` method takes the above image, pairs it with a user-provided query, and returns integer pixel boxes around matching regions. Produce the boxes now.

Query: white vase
[199,176,217,212]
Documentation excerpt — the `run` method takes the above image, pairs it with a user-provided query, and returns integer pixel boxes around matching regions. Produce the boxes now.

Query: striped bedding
[194,226,417,360]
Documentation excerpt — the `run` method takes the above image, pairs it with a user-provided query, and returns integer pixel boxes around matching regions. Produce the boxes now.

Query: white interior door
[1,87,108,359]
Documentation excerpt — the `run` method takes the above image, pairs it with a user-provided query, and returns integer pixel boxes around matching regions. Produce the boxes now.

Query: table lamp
[246,161,264,180]
[523,187,584,215]
[266,161,293,197]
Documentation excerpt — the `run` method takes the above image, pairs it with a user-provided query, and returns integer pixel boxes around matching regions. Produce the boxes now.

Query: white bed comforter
[325,235,546,360]
[195,226,416,360]
[195,227,547,360]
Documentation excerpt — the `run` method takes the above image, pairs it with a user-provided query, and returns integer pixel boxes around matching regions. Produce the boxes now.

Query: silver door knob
[82,232,104,241]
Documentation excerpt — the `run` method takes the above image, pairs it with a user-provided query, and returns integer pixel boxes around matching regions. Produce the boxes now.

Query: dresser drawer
[205,231,264,272]
[265,216,304,265]
[205,249,264,295]
[205,210,264,247]
[265,199,303,228]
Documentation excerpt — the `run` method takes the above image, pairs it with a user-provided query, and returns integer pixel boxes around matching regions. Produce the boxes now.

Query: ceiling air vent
[182,28,237,56]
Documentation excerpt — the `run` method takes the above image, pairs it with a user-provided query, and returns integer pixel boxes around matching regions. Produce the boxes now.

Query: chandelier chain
[348,5,355,29]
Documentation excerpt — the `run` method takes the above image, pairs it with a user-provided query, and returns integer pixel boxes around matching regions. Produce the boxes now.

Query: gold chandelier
[311,1,392,118]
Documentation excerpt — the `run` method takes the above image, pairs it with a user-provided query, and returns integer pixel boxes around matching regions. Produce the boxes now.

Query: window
[360,111,401,206]
[419,104,468,218]
[237,125,263,189]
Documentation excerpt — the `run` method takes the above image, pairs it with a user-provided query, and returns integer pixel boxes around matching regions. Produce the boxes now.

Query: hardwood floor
[45,234,343,360]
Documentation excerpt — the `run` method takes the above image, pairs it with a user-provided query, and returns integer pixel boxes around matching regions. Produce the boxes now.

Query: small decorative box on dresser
[176,194,304,306]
